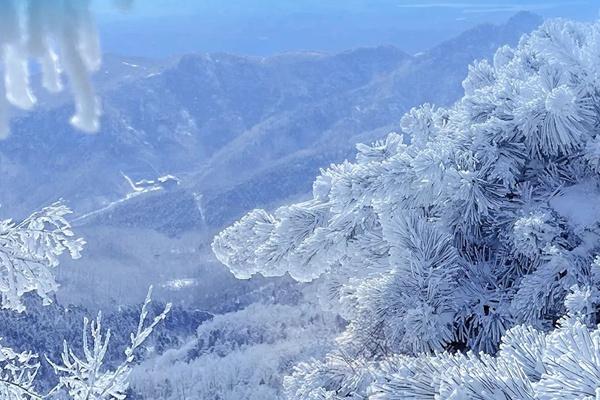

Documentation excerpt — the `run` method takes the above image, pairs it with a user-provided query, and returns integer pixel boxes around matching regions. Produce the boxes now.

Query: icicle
[57,0,101,133]
[26,1,63,93]
[0,0,105,137]
[4,44,36,110]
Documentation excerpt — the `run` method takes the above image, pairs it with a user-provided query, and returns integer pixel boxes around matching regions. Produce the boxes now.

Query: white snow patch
[550,181,600,229]
[162,279,197,291]
[193,192,206,223]
[122,61,139,68]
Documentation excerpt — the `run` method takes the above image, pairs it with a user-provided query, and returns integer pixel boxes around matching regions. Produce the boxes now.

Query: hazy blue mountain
[191,11,544,229]
[0,46,412,218]
[76,12,541,231]
[0,12,542,309]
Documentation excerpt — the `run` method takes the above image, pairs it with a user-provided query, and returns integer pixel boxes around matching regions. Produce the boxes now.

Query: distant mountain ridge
[0,46,413,217]
[186,11,545,230]
[73,12,542,232]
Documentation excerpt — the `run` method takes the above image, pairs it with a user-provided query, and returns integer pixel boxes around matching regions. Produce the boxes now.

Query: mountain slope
[0,46,411,219]
[193,11,544,228]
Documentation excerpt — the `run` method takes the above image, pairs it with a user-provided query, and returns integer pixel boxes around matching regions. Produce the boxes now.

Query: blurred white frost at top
[0,0,101,138]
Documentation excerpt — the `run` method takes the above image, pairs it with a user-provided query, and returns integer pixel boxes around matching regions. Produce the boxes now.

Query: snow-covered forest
[1,1,600,399]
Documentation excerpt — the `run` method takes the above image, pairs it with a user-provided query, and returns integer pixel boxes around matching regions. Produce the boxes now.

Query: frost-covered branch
[0,344,41,399]
[368,316,600,400]
[0,202,85,312]
[47,287,170,400]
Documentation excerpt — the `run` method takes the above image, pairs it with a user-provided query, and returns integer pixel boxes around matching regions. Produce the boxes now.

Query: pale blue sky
[92,0,600,57]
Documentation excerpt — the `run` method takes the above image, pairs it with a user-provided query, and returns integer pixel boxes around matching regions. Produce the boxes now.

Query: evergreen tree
[214,18,600,398]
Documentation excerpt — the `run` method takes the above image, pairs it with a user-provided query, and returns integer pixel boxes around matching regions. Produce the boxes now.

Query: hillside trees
[130,302,338,400]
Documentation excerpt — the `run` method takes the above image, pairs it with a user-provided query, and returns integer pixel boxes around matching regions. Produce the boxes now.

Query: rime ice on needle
[0,0,101,138]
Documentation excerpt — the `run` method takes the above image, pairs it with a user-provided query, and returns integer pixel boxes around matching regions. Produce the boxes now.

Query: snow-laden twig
[47,286,170,400]
[0,201,85,312]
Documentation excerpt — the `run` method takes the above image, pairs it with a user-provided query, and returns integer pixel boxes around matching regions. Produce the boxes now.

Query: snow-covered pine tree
[213,18,600,398]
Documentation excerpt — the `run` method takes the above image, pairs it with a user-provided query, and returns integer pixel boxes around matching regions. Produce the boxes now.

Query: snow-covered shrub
[0,203,169,399]
[47,287,170,400]
[0,297,201,394]
[214,18,600,397]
